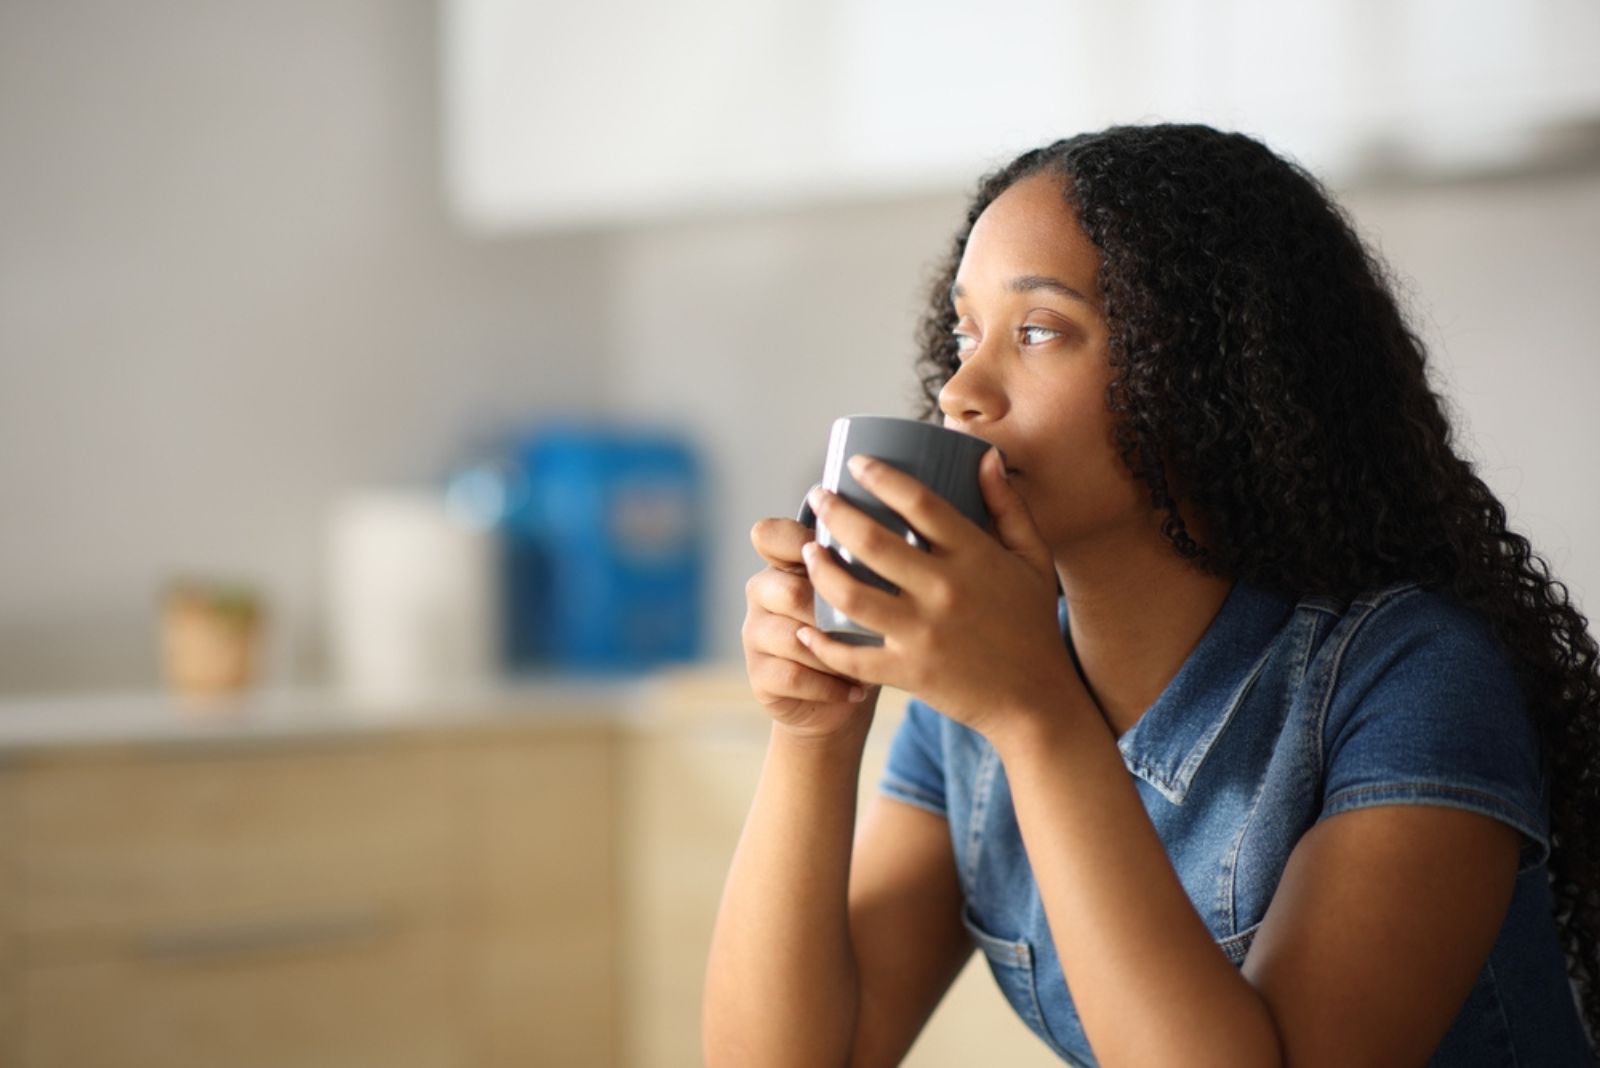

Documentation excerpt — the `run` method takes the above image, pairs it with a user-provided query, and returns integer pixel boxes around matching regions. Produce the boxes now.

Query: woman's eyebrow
[950,275,1093,306]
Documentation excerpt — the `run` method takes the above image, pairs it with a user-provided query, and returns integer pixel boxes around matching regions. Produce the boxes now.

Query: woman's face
[940,170,1154,558]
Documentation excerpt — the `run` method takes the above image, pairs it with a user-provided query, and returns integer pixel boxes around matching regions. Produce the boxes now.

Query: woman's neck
[1055,535,1233,740]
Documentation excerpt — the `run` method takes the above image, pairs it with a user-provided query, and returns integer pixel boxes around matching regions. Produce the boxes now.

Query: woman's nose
[937,354,1005,427]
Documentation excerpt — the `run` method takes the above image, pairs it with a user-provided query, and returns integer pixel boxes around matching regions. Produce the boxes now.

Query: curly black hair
[914,124,1599,1047]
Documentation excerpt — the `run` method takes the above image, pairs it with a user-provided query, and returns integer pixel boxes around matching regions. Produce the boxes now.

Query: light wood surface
[5,727,616,1068]
[1,678,1063,1066]
[1,767,19,1068]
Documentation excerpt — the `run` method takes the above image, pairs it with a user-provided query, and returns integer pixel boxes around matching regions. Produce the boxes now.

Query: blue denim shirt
[881,580,1593,1066]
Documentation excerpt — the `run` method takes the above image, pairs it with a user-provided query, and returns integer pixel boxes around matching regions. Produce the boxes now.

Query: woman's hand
[797,447,1076,738]
[742,515,881,741]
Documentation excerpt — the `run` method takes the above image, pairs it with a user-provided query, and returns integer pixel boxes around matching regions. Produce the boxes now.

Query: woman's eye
[1020,325,1060,346]
[951,331,977,356]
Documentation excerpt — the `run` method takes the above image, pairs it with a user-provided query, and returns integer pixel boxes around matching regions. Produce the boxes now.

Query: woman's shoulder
[1299,580,1550,869]
[1291,580,1514,682]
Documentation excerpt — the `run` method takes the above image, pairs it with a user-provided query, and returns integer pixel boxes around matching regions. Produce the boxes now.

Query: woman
[706,124,1598,1066]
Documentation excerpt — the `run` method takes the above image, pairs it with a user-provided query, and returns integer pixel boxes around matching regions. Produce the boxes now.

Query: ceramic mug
[796,415,994,646]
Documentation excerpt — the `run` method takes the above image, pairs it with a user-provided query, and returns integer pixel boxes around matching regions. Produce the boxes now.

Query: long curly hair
[914,123,1599,1046]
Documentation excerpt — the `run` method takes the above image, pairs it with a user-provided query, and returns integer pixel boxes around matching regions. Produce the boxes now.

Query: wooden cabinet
[0,725,616,1068]
[0,681,1061,1067]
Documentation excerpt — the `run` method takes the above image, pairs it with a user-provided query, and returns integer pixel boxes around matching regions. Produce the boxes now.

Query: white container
[325,490,499,705]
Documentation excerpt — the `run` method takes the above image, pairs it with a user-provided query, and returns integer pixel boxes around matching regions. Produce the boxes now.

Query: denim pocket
[1215,920,1263,967]
[961,904,1083,1063]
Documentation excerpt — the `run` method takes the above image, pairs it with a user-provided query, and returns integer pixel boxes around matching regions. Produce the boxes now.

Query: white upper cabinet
[442,0,1600,232]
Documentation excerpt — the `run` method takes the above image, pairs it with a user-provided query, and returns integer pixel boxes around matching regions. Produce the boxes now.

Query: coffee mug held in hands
[796,415,994,646]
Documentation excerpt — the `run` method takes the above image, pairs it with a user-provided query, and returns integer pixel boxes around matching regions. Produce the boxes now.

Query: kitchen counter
[0,675,667,756]
[0,665,899,759]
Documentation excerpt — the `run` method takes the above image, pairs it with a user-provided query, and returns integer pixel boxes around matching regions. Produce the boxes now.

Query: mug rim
[834,413,991,449]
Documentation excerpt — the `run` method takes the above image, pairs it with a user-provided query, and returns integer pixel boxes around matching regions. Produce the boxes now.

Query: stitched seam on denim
[1217,749,1275,933]
[1485,956,1523,1068]
[961,905,1031,968]
[1349,580,1422,612]
[1130,603,1293,802]
[1310,588,1420,792]
[1292,606,1319,689]
[964,745,999,887]
[1216,919,1262,966]
[877,780,948,819]
[1322,782,1547,845]
[1173,638,1276,799]
[878,775,944,811]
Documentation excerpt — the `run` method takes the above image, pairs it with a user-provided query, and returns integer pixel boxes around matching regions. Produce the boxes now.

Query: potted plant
[161,578,265,697]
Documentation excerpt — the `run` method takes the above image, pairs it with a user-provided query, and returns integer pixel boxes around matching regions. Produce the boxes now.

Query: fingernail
[807,486,827,512]
[847,454,874,479]
[796,626,813,646]
[848,685,866,702]
[801,542,818,565]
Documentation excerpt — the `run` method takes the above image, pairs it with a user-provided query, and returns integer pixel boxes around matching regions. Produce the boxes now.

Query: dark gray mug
[796,415,994,646]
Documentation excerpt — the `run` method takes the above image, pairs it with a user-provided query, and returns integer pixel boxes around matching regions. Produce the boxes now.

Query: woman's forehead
[958,173,1100,296]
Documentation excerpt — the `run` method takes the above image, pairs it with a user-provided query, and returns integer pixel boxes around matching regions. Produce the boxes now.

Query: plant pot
[161,580,264,697]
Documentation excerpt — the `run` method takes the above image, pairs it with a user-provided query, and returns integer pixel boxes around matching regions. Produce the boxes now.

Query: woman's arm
[703,718,874,1067]
[703,732,973,1068]
[991,700,1518,1068]
[707,516,972,1066]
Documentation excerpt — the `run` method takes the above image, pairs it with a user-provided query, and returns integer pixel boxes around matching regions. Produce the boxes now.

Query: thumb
[979,448,1053,575]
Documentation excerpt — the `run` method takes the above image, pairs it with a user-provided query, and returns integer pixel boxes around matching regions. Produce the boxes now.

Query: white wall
[1343,171,1600,617]
[0,0,609,692]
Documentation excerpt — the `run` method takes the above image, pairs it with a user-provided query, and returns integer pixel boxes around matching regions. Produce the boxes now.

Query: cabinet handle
[136,906,394,962]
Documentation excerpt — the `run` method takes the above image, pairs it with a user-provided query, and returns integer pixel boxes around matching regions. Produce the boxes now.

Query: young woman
[706,124,1598,1066]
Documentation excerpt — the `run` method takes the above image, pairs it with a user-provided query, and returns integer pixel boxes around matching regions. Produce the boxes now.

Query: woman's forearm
[990,694,1283,1068]
[703,716,874,1067]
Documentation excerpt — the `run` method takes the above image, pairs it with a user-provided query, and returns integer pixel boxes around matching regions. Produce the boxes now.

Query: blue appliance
[500,423,706,673]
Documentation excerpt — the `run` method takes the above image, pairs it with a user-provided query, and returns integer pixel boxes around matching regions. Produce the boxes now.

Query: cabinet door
[22,918,469,1068]
[453,729,617,1068]
[0,766,19,1068]
[15,738,471,1068]
[18,738,464,953]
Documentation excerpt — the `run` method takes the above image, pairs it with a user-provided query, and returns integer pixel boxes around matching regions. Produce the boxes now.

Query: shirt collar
[1060,579,1295,805]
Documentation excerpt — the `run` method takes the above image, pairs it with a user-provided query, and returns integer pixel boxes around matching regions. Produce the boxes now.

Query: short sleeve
[1319,589,1551,872]
[879,698,949,817]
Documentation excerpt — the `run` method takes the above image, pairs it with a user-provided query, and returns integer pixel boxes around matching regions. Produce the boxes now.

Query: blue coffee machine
[498,422,706,673]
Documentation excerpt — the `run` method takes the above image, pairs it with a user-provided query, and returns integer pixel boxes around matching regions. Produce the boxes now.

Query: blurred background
[1,1,1597,1065]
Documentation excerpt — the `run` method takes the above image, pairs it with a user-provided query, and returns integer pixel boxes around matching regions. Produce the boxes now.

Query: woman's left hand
[798,447,1078,738]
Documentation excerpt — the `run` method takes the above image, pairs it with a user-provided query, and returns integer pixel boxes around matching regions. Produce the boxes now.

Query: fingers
[745,566,815,626]
[743,609,844,679]
[801,539,909,636]
[748,651,862,706]
[844,454,980,551]
[976,447,1055,576]
[803,485,936,593]
[795,623,878,687]
[750,517,813,572]
[742,566,846,679]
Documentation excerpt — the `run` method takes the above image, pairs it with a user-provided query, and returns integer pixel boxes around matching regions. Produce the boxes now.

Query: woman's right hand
[743,517,880,740]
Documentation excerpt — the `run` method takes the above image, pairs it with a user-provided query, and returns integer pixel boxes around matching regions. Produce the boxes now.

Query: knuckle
[774,657,807,693]
[780,573,812,614]
[829,580,860,614]
[856,521,891,559]
[925,577,956,612]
